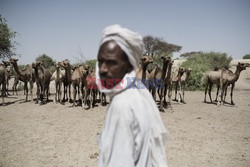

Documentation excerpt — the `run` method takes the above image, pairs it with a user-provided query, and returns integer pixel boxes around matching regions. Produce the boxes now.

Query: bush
[243,54,250,59]
[181,52,232,90]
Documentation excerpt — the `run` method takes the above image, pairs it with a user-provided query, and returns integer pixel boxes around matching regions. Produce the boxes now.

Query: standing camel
[204,67,231,103]
[148,56,171,111]
[58,60,72,102]
[163,60,174,108]
[9,58,34,102]
[219,62,250,105]
[2,61,13,95]
[178,68,192,103]
[136,56,153,86]
[172,67,185,102]
[51,62,65,103]
[0,63,6,105]
[32,61,52,104]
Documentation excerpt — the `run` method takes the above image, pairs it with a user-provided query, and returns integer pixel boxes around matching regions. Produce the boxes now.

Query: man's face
[97,40,133,89]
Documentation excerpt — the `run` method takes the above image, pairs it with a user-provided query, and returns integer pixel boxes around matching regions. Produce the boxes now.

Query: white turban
[99,24,143,69]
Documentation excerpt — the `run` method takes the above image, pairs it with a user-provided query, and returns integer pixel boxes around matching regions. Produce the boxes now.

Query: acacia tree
[0,15,17,60]
[143,35,182,59]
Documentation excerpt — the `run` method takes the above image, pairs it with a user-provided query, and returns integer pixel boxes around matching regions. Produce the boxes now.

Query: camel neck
[166,64,172,80]
[161,62,169,79]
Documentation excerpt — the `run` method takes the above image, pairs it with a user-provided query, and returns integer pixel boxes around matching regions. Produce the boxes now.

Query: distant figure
[96,24,168,167]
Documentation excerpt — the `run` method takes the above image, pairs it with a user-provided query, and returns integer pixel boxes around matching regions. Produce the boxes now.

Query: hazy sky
[1,0,250,65]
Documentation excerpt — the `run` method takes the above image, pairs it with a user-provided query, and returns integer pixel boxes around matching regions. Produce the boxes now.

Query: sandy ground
[0,60,250,167]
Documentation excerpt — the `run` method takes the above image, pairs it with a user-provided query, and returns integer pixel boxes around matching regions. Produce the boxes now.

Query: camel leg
[224,86,228,102]
[230,83,235,105]
[69,84,72,102]
[214,85,220,102]
[30,81,33,102]
[177,82,182,103]
[182,83,186,104]
[35,83,39,104]
[168,84,172,108]
[24,82,28,102]
[208,83,213,103]
[173,83,178,101]
[163,84,167,106]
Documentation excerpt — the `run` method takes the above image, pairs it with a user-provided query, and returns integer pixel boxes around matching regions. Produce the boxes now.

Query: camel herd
[0,57,249,111]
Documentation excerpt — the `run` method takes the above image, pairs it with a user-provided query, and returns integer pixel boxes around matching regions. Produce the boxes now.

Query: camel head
[58,60,71,69]
[9,58,18,65]
[186,68,192,74]
[237,62,249,71]
[140,56,153,66]
[2,60,10,67]
[161,56,171,65]
[32,61,44,69]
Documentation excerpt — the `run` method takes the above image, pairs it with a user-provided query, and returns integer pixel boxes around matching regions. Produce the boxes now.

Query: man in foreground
[96,24,168,167]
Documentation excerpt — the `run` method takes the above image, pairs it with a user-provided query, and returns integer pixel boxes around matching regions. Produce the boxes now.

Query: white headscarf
[96,24,144,96]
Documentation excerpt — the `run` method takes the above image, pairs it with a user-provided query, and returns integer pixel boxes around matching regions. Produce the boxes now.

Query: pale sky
[1,0,250,65]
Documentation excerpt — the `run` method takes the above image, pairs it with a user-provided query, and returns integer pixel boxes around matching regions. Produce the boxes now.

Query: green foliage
[243,54,250,59]
[181,52,232,90]
[35,54,56,72]
[0,15,17,60]
[84,59,97,70]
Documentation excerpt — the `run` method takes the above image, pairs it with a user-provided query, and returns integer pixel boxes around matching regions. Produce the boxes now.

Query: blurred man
[96,24,168,167]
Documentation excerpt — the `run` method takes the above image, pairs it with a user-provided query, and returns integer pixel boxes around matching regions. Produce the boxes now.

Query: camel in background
[0,63,6,105]
[136,56,153,86]
[2,60,13,95]
[58,60,72,102]
[9,58,34,102]
[163,59,174,108]
[172,67,185,102]
[51,62,65,103]
[178,68,192,103]
[32,61,52,104]
[219,62,250,105]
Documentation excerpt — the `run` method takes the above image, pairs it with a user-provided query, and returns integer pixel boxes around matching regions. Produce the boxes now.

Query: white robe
[97,68,168,167]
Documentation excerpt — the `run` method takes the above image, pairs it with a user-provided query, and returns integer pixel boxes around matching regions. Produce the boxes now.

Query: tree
[84,59,97,70]
[35,54,55,69]
[180,51,202,58]
[0,15,17,60]
[243,54,250,59]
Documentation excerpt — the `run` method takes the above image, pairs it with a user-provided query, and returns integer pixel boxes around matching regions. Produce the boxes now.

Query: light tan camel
[32,61,52,104]
[0,63,6,105]
[178,68,192,103]
[2,61,13,95]
[172,67,185,102]
[136,56,153,86]
[9,58,34,102]
[51,62,65,103]
[71,65,87,107]
[58,60,72,102]
[204,67,232,103]
[163,60,174,108]
[219,62,250,105]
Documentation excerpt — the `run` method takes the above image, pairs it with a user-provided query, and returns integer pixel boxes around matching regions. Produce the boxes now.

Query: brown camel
[32,61,52,104]
[58,60,72,102]
[136,56,153,86]
[163,60,174,108]
[9,58,34,102]
[178,68,192,103]
[148,56,171,111]
[219,62,250,105]
[84,68,98,109]
[0,63,6,105]
[172,67,185,102]
[51,62,65,103]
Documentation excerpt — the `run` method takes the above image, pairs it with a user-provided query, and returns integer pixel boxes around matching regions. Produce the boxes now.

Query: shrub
[243,54,250,59]
[181,52,232,90]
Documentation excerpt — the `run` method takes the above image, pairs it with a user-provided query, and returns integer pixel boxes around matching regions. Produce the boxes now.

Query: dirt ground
[0,61,249,167]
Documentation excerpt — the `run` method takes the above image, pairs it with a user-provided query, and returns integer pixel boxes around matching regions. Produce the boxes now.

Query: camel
[2,61,13,95]
[204,67,232,103]
[51,62,65,103]
[172,67,185,102]
[148,56,171,111]
[178,68,192,103]
[84,69,98,109]
[32,61,52,104]
[9,58,34,102]
[163,60,174,108]
[136,56,153,86]
[219,62,250,105]
[71,65,87,107]
[58,60,72,102]
[0,63,6,105]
